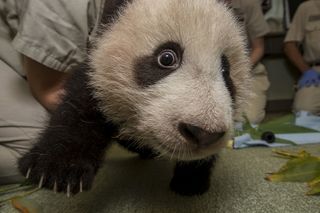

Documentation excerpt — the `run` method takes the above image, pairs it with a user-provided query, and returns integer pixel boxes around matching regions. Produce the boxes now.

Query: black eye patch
[221,55,236,101]
[134,41,183,88]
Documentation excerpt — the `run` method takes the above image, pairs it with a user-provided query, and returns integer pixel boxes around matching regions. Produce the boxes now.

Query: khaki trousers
[293,66,320,115]
[244,63,270,124]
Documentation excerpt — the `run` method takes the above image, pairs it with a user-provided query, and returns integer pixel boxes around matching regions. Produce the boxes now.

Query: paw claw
[53,181,57,193]
[79,179,83,193]
[67,183,71,198]
[19,153,96,195]
[26,168,31,179]
[38,175,44,188]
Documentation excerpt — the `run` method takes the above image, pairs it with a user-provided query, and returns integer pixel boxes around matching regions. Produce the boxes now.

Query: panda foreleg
[170,155,216,196]
[18,68,118,195]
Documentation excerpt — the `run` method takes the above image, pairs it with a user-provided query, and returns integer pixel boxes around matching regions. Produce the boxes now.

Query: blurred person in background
[223,0,270,126]
[284,0,320,116]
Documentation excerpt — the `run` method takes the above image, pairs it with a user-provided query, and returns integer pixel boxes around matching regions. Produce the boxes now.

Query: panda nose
[178,123,225,147]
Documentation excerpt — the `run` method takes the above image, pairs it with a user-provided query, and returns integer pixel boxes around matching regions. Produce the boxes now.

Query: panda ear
[98,0,132,31]
[90,0,132,49]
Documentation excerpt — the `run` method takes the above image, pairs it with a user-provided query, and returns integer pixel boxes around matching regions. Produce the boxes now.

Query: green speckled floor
[1,144,320,213]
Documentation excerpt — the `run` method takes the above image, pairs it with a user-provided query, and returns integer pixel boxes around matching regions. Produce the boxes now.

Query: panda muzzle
[178,123,225,147]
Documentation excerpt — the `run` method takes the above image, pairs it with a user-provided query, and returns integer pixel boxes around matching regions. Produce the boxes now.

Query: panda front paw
[170,174,210,196]
[170,158,214,196]
[18,150,97,196]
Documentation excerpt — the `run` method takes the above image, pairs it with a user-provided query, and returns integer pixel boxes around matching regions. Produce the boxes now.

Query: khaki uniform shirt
[230,0,269,44]
[0,0,105,73]
[284,0,320,63]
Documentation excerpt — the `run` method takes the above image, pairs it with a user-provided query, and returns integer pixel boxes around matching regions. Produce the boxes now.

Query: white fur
[89,0,251,160]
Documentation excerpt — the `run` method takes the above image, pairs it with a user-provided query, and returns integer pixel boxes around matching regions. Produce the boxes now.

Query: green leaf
[266,150,320,196]
[309,176,320,187]
[259,114,317,134]
[307,181,320,195]
[274,138,297,146]
[237,114,317,144]
[265,156,320,182]
[272,150,310,159]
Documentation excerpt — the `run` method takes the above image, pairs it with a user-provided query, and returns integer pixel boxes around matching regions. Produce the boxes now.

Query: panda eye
[221,54,230,74]
[157,49,179,69]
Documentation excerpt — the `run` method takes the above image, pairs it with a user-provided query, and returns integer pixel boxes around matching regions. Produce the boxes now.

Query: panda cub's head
[89,0,251,160]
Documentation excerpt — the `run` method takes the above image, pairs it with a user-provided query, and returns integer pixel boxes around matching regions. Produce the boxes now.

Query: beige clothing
[293,66,320,115]
[284,0,320,64]
[244,63,270,124]
[231,0,270,124]
[231,0,270,42]
[0,0,104,184]
[0,61,47,184]
[1,0,104,74]
[284,0,320,114]
[0,14,48,183]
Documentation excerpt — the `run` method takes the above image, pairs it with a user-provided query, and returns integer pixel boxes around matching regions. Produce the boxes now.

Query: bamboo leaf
[309,176,320,187]
[272,150,310,159]
[265,156,320,182]
[11,197,41,213]
[259,114,317,134]
[266,150,320,196]
[307,182,320,195]
[0,187,39,206]
[274,138,297,146]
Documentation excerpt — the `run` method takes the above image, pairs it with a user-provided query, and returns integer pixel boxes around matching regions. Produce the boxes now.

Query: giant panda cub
[18,0,251,196]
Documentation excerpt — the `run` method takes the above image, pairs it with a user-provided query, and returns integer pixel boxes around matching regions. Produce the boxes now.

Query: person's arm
[283,41,310,73]
[23,56,70,112]
[284,41,320,88]
[249,36,265,67]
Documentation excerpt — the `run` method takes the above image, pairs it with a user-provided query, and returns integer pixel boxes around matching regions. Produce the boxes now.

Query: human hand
[298,69,320,88]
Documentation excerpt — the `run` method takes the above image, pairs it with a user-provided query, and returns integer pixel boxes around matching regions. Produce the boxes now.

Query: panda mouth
[157,137,225,160]
[157,143,182,157]
[147,122,228,160]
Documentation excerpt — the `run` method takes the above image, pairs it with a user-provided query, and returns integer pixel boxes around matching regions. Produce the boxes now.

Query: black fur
[134,41,184,88]
[170,156,216,196]
[99,0,132,30]
[18,64,118,194]
[221,55,236,101]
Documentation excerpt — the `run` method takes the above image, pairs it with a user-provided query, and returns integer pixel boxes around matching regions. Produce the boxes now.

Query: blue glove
[298,69,320,88]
